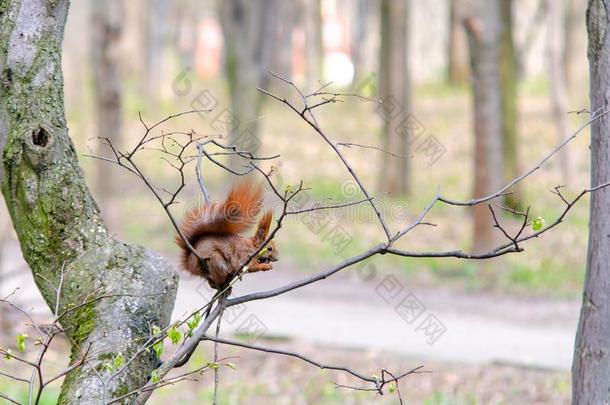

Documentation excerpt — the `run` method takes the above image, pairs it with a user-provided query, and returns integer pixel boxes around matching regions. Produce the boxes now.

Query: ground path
[1,239,579,371]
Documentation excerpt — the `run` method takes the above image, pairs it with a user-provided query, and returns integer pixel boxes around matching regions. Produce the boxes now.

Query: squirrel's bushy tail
[175,181,264,254]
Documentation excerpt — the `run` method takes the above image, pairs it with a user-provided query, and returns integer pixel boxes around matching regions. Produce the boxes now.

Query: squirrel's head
[257,241,278,264]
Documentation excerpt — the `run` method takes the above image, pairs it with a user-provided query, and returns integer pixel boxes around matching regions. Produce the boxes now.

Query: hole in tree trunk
[1,68,11,87]
[32,127,49,147]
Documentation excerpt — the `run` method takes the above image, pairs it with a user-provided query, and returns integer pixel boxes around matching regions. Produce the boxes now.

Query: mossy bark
[0,1,178,403]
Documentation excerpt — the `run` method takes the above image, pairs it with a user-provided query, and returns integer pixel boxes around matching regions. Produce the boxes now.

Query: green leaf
[388,381,396,393]
[113,353,124,370]
[151,325,164,358]
[3,349,12,360]
[168,327,182,345]
[151,370,160,384]
[187,312,202,331]
[186,312,202,339]
[209,362,219,370]
[16,334,28,353]
[152,341,164,358]
[226,362,236,370]
[532,216,545,231]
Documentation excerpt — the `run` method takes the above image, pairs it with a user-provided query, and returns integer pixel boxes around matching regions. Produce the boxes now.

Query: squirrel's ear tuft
[255,210,273,243]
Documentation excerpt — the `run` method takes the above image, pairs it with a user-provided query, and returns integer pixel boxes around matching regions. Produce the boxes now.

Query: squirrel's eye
[267,246,273,252]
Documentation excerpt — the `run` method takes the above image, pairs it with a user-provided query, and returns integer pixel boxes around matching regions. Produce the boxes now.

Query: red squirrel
[175,181,278,289]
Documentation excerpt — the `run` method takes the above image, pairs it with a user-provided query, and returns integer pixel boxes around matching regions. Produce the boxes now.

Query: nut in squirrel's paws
[257,244,278,264]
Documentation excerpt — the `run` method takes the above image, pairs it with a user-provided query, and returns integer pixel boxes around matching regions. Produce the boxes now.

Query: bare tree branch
[204,335,426,397]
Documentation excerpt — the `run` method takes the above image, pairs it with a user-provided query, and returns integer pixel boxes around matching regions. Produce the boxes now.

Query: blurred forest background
[0,0,595,403]
[50,0,592,295]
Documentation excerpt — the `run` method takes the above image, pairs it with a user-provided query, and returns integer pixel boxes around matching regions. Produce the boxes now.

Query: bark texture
[572,1,610,402]
[464,0,503,253]
[0,1,178,403]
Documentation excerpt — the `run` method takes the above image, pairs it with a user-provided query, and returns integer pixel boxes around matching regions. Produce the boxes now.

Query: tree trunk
[0,1,178,403]
[270,1,296,80]
[546,0,575,184]
[122,0,151,92]
[145,0,170,109]
[62,0,89,120]
[305,0,323,91]
[499,0,522,209]
[351,0,371,84]
[447,0,470,84]
[379,0,410,195]
[217,0,278,160]
[172,0,201,69]
[90,0,123,234]
[464,0,503,253]
[564,0,586,98]
[572,1,610,402]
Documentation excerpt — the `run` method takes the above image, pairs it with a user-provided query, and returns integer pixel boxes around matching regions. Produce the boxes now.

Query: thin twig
[337,142,408,159]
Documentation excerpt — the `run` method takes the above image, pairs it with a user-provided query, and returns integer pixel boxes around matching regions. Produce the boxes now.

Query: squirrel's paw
[249,262,274,272]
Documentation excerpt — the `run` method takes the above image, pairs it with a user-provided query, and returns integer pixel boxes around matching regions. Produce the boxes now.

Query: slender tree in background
[172,0,203,69]
[305,0,323,91]
[90,0,123,233]
[351,0,371,84]
[499,0,522,209]
[447,0,470,84]
[379,0,410,195]
[352,0,381,89]
[515,0,547,78]
[217,0,277,156]
[546,0,575,184]
[573,2,610,402]
[62,1,89,120]
[270,1,297,80]
[464,0,503,253]
[122,0,152,95]
[146,0,170,108]
[564,0,586,98]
